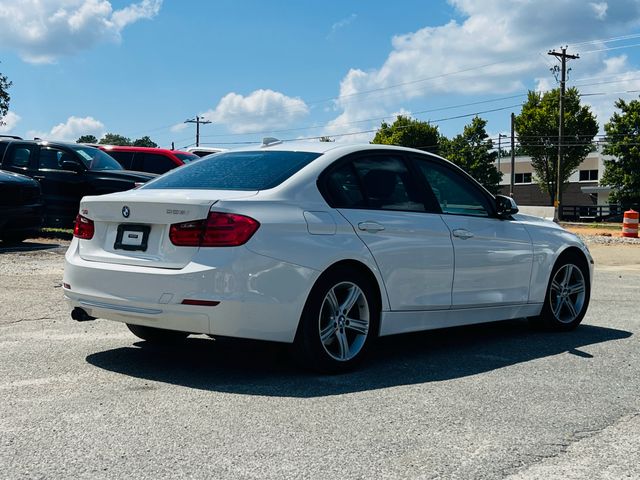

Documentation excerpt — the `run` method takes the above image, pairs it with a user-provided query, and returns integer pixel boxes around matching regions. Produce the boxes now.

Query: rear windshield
[142,151,321,190]
[174,153,199,163]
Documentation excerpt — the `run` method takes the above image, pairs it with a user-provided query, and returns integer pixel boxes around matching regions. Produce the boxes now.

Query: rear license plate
[114,224,150,251]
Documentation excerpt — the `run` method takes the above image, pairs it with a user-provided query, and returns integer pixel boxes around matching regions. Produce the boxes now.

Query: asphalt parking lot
[0,240,639,479]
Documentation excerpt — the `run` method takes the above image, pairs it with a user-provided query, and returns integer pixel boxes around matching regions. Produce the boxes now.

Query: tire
[293,266,380,373]
[1,233,28,245]
[533,252,590,331]
[126,324,189,343]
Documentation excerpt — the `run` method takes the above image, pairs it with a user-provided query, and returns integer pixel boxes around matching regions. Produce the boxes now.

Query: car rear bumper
[63,239,318,342]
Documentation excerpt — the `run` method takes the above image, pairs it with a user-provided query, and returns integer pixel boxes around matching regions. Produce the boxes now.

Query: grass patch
[39,227,74,240]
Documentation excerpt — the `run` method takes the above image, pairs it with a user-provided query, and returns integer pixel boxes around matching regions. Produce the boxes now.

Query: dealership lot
[0,240,639,479]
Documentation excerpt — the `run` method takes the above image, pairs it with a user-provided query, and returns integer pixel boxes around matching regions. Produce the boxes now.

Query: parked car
[63,142,593,372]
[0,169,44,243]
[0,139,156,227]
[185,146,226,157]
[97,145,199,174]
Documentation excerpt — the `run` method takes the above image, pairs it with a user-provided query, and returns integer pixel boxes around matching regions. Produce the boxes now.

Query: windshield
[174,153,199,163]
[142,150,320,190]
[72,146,123,171]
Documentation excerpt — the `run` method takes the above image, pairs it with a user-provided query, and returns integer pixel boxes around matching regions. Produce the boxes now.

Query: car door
[324,153,454,311]
[36,146,87,226]
[412,157,533,307]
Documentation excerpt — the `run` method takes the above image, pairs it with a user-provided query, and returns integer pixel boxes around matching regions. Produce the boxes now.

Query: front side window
[143,151,320,190]
[140,153,177,174]
[415,160,490,217]
[39,147,76,170]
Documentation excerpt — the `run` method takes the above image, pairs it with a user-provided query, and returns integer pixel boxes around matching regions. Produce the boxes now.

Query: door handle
[358,221,385,232]
[452,228,474,240]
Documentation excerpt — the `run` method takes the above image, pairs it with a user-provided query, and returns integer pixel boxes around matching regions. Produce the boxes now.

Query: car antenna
[261,137,282,148]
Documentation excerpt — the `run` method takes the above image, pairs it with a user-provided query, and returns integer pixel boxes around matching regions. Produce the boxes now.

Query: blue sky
[2,0,640,150]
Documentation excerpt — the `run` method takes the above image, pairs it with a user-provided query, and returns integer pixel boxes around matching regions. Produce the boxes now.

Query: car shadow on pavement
[0,241,64,253]
[85,320,632,398]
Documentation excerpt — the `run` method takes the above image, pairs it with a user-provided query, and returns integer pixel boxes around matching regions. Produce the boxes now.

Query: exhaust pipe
[71,307,96,322]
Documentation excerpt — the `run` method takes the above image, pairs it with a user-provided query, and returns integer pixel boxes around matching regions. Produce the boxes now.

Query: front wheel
[534,252,590,331]
[294,266,379,373]
[126,324,189,343]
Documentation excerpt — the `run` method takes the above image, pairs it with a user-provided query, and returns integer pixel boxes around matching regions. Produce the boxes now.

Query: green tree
[76,134,98,144]
[372,115,442,154]
[515,88,598,205]
[0,68,12,124]
[441,117,502,194]
[601,98,640,207]
[99,133,131,146]
[132,136,158,148]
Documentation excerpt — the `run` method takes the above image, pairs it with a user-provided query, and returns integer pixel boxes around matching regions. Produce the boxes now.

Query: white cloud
[0,111,21,133]
[203,89,309,134]
[0,0,162,63]
[328,14,357,37]
[590,2,609,20]
[28,116,105,141]
[170,123,189,133]
[327,0,640,138]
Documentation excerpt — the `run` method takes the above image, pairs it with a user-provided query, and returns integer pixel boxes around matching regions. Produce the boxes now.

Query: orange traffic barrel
[622,209,639,238]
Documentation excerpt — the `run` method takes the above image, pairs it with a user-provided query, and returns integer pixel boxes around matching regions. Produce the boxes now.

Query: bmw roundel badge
[122,206,130,218]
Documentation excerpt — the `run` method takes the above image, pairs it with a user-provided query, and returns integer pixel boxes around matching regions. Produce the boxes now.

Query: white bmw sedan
[63,142,593,372]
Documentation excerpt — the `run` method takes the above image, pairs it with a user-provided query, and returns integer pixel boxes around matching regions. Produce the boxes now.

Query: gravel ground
[0,238,638,479]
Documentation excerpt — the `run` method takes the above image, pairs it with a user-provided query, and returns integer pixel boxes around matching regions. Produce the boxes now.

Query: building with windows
[496,149,613,207]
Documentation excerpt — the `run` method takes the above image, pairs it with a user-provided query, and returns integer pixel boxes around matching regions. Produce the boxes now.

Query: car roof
[229,140,440,157]
[96,145,194,155]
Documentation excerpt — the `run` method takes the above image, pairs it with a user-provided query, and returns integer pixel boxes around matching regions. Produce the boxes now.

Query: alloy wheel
[549,263,586,324]
[318,281,370,361]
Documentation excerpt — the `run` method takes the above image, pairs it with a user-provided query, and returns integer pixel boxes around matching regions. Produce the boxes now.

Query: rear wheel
[126,324,189,343]
[1,233,28,244]
[294,266,379,373]
[533,252,590,331]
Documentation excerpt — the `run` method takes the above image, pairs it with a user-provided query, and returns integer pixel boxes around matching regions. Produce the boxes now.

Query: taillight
[73,214,94,240]
[169,212,259,247]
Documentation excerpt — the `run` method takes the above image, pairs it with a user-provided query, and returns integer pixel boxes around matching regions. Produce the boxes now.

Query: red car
[97,146,199,174]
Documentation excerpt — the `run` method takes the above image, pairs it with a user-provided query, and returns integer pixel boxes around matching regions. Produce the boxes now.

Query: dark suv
[0,169,44,243]
[0,138,156,227]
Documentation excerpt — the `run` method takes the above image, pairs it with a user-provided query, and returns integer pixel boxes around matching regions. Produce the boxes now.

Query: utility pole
[548,46,579,222]
[184,115,212,147]
[510,112,515,197]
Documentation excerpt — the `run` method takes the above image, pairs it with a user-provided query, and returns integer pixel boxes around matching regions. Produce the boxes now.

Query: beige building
[496,149,613,208]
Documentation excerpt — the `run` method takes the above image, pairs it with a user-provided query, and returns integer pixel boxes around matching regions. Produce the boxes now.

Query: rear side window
[323,155,429,212]
[143,151,320,190]
[4,144,36,169]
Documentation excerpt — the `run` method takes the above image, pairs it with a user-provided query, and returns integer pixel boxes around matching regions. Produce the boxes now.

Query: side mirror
[495,194,519,218]
[60,160,82,172]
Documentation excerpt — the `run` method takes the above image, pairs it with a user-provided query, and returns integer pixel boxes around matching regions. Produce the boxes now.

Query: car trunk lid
[77,189,258,268]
